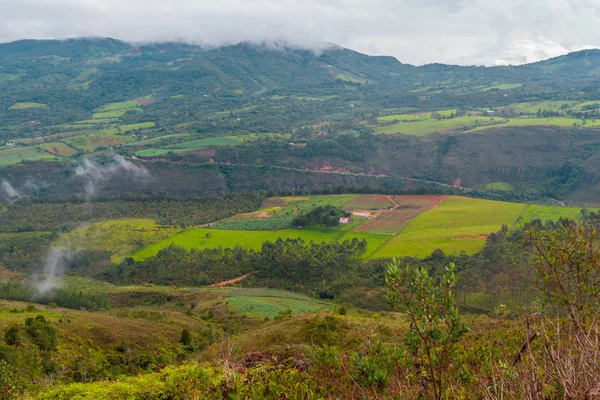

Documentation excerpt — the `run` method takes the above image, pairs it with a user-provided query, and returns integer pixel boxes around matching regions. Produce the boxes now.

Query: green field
[120,122,155,132]
[39,142,78,156]
[9,102,47,110]
[375,116,503,136]
[511,101,580,114]
[121,196,594,262]
[135,137,242,157]
[212,194,357,230]
[373,197,526,258]
[218,287,333,318]
[130,227,351,261]
[338,231,392,257]
[519,204,583,224]
[0,146,55,167]
[480,83,522,91]
[467,117,600,132]
[57,219,177,263]
[64,134,133,152]
[377,109,456,122]
[169,137,242,149]
[484,182,514,191]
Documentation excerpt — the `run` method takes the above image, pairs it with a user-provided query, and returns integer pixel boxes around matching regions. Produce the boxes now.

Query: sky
[1,0,599,65]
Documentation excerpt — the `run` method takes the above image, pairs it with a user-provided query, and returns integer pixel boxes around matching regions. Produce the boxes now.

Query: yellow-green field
[40,142,78,156]
[57,219,178,263]
[64,134,133,152]
[375,116,503,136]
[0,146,55,167]
[467,117,600,132]
[511,101,579,114]
[59,196,591,263]
[377,109,456,122]
[8,102,47,110]
[480,83,522,91]
[519,204,583,224]
[373,197,526,258]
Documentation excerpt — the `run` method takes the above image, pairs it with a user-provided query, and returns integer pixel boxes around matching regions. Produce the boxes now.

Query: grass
[377,109,456,122]
[518,204,583,224]
[130,227,351,261]
[339,231,392,258]
[64,134,133,152]
[485,182,514,191]
[335,72,367,84]
[374,196,526,258]
[466,117,600,132]
[0,146,55,167]
[9,102,47,110]
[135,148,190,157]
[56,219,178,263]
[511,101,580,114]
[218,287,333,318]
[375,116,503,136]
[341,194,394,210]
[120,122,155,132]
[93,109,142,119]
[480,83,522,91]
[212,195,357,230]
[135,137,242,157]
[169,137,241,149]
[39,142,78,156]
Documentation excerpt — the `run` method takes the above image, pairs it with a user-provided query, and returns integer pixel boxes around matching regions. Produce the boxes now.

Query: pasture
[64,134,132,152]
[40,142,78,156]
[212,194,357,230]
[8,102,47,110]
[341,194,395,210]
[107,195,595,263]
[510,101,578,114]
[377,109,456,122]
[219,287,333,318]
[466,117,600,132]
[374,116,503,136]
[480,83,522,91]
[57,219,178,263]
[373,196,526,258]
[519,204,583,224]
[130,227,350,261]
[0,146,55,167]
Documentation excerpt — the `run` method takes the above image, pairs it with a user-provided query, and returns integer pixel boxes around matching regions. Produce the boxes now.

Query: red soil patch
[136,99,156,105]
[186,148,216,157]
[451,235,489,241]
[207,271,258,287]
[261,198,287,208]
[355,195,447,234]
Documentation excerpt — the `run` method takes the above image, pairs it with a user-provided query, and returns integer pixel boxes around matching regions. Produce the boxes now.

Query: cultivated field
[519,204,583,224]
[76,196,592,263]
[218,287,333,318]
[375,116,503,136]
[341,194,395,210]
[40,142,78,156]
[373,196,526,258]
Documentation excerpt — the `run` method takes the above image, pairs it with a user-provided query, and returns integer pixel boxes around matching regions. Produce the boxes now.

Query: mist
[1,179,20,201]
[75,155,151,197]
[35,247,75,294]
[34,156,151,293]
[1,0,600,65]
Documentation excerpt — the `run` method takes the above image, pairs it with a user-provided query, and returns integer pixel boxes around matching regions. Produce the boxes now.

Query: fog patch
[75,155,150,197]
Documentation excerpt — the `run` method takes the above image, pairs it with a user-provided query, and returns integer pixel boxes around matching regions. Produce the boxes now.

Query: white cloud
[0,0,599,65]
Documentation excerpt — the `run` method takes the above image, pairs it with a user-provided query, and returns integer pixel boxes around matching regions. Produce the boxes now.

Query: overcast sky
[1,0,598,65]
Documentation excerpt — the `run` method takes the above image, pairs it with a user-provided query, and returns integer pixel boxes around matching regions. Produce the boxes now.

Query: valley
[2,38,600,398]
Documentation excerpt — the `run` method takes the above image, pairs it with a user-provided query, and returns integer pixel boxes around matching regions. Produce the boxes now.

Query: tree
[386,260,469,399]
